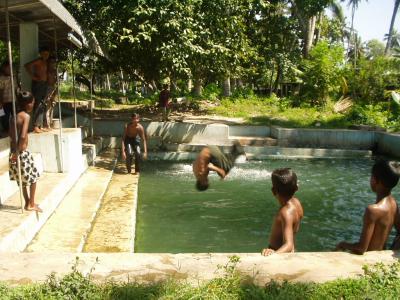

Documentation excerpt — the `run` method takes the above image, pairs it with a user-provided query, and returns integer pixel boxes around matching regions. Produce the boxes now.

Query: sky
[343,0,400,43]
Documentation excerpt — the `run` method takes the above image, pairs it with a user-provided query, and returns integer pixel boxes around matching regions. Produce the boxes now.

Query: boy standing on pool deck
[336,160,400,254]
[193,143,243,191]
[262,168,303,256]
[9,91,42,212]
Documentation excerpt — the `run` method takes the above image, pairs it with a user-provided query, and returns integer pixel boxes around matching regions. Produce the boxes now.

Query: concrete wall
[377,132,400,158]
[271,126,377,150]
[59,112,400,158]
[29,128,83,173]
[229,125,270,137]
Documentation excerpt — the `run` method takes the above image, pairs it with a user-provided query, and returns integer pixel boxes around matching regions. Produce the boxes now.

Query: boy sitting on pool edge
[262,168,304,256]
[336,160,400,255]
[192,142,243,191]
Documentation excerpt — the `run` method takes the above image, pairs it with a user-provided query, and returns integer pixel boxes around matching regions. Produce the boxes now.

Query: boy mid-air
[192,143,243,191]
[336,160,400,255]
[262,168,303,256]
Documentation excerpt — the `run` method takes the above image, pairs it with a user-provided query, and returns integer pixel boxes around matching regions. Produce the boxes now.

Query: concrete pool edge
[0,251,398,285]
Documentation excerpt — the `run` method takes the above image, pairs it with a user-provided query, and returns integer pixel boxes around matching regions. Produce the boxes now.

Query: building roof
[0,0,102,53]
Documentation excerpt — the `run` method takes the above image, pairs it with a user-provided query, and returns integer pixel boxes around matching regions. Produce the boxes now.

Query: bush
[301,41,345,105]
[202,83,221,101]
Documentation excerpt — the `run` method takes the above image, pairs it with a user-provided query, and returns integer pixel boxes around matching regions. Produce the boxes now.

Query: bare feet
[26,204,43,213]
[33,127,43,134]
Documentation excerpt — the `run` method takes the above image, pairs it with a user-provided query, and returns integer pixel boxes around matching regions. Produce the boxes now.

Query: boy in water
[336,160,400,254]
[192,143,243,191]
[121,113,147,174]
[262,168,303,256]
[9,91,42,212]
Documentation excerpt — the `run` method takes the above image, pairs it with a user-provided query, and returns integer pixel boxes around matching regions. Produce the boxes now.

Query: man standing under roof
[24,46,50,133]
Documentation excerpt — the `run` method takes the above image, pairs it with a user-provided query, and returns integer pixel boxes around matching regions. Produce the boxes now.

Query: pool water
[135,159,400,253]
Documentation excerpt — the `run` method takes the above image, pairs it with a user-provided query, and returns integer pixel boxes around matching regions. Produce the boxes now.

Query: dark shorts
[208,145,240,174]
[124,136,141,156]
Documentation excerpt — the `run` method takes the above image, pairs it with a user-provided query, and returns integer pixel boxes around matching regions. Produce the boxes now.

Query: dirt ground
[78,101,246,125]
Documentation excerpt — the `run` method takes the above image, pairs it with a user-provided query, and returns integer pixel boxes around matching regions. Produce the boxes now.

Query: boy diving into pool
[192,142,243,191]
[336,160,400,254]
[262,168,303,256]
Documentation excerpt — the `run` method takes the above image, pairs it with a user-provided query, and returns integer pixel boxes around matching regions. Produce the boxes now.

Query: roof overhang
[0,0,103,54]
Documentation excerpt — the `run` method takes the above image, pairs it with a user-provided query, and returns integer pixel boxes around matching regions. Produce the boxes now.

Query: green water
[135,159,400,253]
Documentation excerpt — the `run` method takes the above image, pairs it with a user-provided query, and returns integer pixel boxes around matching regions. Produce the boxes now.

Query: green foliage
[201,83,221,101]
[3,259,400,299]
[346,56,400,103]
[301,41,345,104]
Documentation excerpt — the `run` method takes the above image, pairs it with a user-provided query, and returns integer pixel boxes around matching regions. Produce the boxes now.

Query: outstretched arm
[336,207,376,255]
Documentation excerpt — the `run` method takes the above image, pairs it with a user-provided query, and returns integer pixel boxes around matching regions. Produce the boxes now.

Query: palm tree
[344,0,367,66]
[385,0,400,55]
[385,28,400,52]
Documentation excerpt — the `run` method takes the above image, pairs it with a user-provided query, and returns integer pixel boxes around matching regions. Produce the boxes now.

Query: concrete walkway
[83,161,139,252]
[0,251,398,285]
[26,151,118,252]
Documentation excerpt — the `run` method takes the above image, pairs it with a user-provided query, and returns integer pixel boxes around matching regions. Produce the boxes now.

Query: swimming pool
[135,158,400,253]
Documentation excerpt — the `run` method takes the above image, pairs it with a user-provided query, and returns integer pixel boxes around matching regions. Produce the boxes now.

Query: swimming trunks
[9,150,40,186]
[208,145,241,174]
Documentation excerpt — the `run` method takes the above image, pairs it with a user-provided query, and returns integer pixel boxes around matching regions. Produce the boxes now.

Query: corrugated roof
[0,0,102,54]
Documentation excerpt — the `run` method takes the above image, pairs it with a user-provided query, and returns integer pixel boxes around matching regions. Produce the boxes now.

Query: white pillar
[19,22,38,91]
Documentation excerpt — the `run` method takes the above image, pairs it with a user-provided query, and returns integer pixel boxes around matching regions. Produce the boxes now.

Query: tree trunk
[106,74,111,91]
[194,78,202,96]
[272,64,283,95]
[237,79,244,88]
[120,70,126,95]
[303,15,317,58]
[223,77,231,97]
[187,79,193,92]
[385,0,400,55]
[230,78,237,92]
[315,13,323,44]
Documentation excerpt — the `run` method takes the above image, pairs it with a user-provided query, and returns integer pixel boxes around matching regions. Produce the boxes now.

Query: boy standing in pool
[336,160,400,254]
[262,168,303,256]
[121,113,147,174]
[193,143,243,191]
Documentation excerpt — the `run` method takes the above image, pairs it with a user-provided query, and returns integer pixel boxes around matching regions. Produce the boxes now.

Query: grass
[1,257,400,299]
[58,83,400,131]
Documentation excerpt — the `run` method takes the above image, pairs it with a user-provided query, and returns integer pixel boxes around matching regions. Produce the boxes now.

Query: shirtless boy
[24,46,50,133]
[262,168,303,256]
[9,91,42,212]
[336,160,400,254]
[193,143,242,191]
[121,113,147,174]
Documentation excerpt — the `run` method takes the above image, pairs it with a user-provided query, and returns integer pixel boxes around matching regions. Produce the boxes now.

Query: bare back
[193,147,211,180]
[364,196,397,251]
[269,197,304,251]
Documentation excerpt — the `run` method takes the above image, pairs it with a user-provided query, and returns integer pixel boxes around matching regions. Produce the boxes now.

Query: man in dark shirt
[159,84,170,121]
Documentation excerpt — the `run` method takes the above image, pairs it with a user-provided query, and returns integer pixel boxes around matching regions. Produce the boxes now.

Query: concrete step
[26,150,118,252]
[0,137,8,159]
[0,168,83,252]
[230,136,277,146]
[244,146,372,159]
[83,161,139,253]
[165,143,235,153]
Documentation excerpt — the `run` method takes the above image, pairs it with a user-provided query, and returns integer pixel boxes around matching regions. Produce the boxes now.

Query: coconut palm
[385,28,400,51]
[385,0,400,55]
[344,0,367,65]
